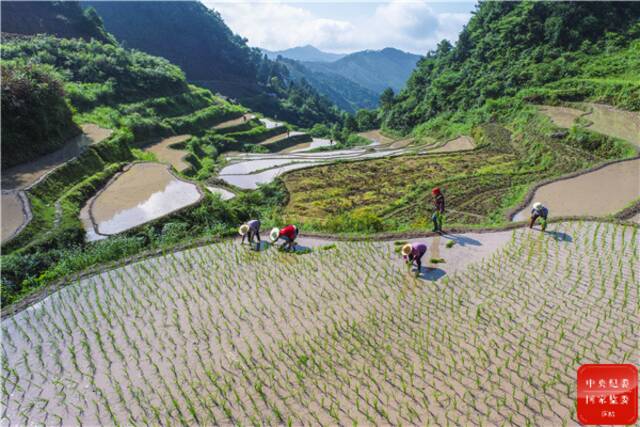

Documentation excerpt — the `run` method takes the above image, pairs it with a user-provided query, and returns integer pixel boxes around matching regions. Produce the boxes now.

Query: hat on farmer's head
[239,224,249,236]
[432,187,441,195]
[533,202,542,210]
[401,244,413,256]
[270,227,280,242]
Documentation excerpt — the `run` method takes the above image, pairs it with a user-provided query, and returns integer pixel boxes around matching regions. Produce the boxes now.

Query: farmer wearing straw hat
[431,187,445,232]
[529,202,549,231]
[240,219,261,245]
[270,224,299,251]
[402,243,428,274]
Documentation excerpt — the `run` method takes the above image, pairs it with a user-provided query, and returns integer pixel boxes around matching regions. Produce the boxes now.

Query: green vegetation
[383,2,640,132]
[1,61,80,168]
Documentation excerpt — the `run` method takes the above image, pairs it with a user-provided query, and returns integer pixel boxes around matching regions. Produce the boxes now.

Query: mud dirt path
[142,134,192,172]
[513,158,640,220]
[85,163,202,236]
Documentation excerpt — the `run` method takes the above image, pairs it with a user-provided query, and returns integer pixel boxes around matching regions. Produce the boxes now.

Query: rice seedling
[1,221,637,425]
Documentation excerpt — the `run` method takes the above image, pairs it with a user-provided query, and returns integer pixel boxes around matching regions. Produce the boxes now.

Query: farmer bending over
[529,202,549,231]
[431,187,445,232]
[402,243,427,274]
[239,219,261,245]
[271,224,299,251]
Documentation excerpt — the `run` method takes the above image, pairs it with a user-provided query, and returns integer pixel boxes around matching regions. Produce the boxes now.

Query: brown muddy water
[1,124,112,190]
[513,159,640,220]
[584,103,640,147]
[428,135,475,153]
[142,134,191,172]
[538,105,585,128]
[86,163,202,236]
[1,193,27,243]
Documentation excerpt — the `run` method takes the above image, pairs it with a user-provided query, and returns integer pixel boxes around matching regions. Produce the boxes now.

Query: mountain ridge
[262,44,345,62]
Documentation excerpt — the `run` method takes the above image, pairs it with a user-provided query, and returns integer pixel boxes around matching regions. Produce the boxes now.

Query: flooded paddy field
[82,163,202,237]
[1,124,112,243]
[427,135,475,153]
[538,105,586,128]
[0,192,29,244]
[142,135,192,172]
[538,103,640,147]
[583,103,640,146]
[2,221,637,425]
[1,124,112,191]
[213,114,255,129]
[513,158,640,220]
[205,186,236,200]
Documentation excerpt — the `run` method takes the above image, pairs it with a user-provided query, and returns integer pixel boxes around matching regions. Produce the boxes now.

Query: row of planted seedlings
[2,221,638,425]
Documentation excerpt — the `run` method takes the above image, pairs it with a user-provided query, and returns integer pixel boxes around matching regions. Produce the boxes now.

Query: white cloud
[207,1,472,54]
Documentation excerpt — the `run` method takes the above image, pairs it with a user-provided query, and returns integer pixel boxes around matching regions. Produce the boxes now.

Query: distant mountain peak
[262,45,345,63]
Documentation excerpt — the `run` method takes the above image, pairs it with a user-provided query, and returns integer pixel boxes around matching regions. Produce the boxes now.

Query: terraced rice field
[538,103,640,147]
[81,163,202,238]
[1,124,112,191]
[142,135,192,172]
[1,124,113,243]
[538,105,586,128]
[428,135,475,153]
[2,221,638,425]
[0,193,28,244]
[584,103,640,147]
[513,158,640,220]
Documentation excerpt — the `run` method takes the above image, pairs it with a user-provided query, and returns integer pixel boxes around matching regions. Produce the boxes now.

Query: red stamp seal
[577,364,638,425]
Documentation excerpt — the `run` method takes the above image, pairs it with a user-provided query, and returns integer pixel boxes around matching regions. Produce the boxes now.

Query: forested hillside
[83,1,341,126]
[278,58,379,113]
[1,1,113,43]
[383,1,640,133]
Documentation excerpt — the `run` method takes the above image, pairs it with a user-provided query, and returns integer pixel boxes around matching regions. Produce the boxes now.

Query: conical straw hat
[401,244,412,256]
[239,224,249,235]
[270,227,280,242]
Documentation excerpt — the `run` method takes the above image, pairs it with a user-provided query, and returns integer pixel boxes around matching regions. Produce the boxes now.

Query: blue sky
[205,1,476,54]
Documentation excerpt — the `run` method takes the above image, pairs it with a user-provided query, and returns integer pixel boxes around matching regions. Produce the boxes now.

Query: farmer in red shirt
[431,187,445,232]
[270,224,299,251]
